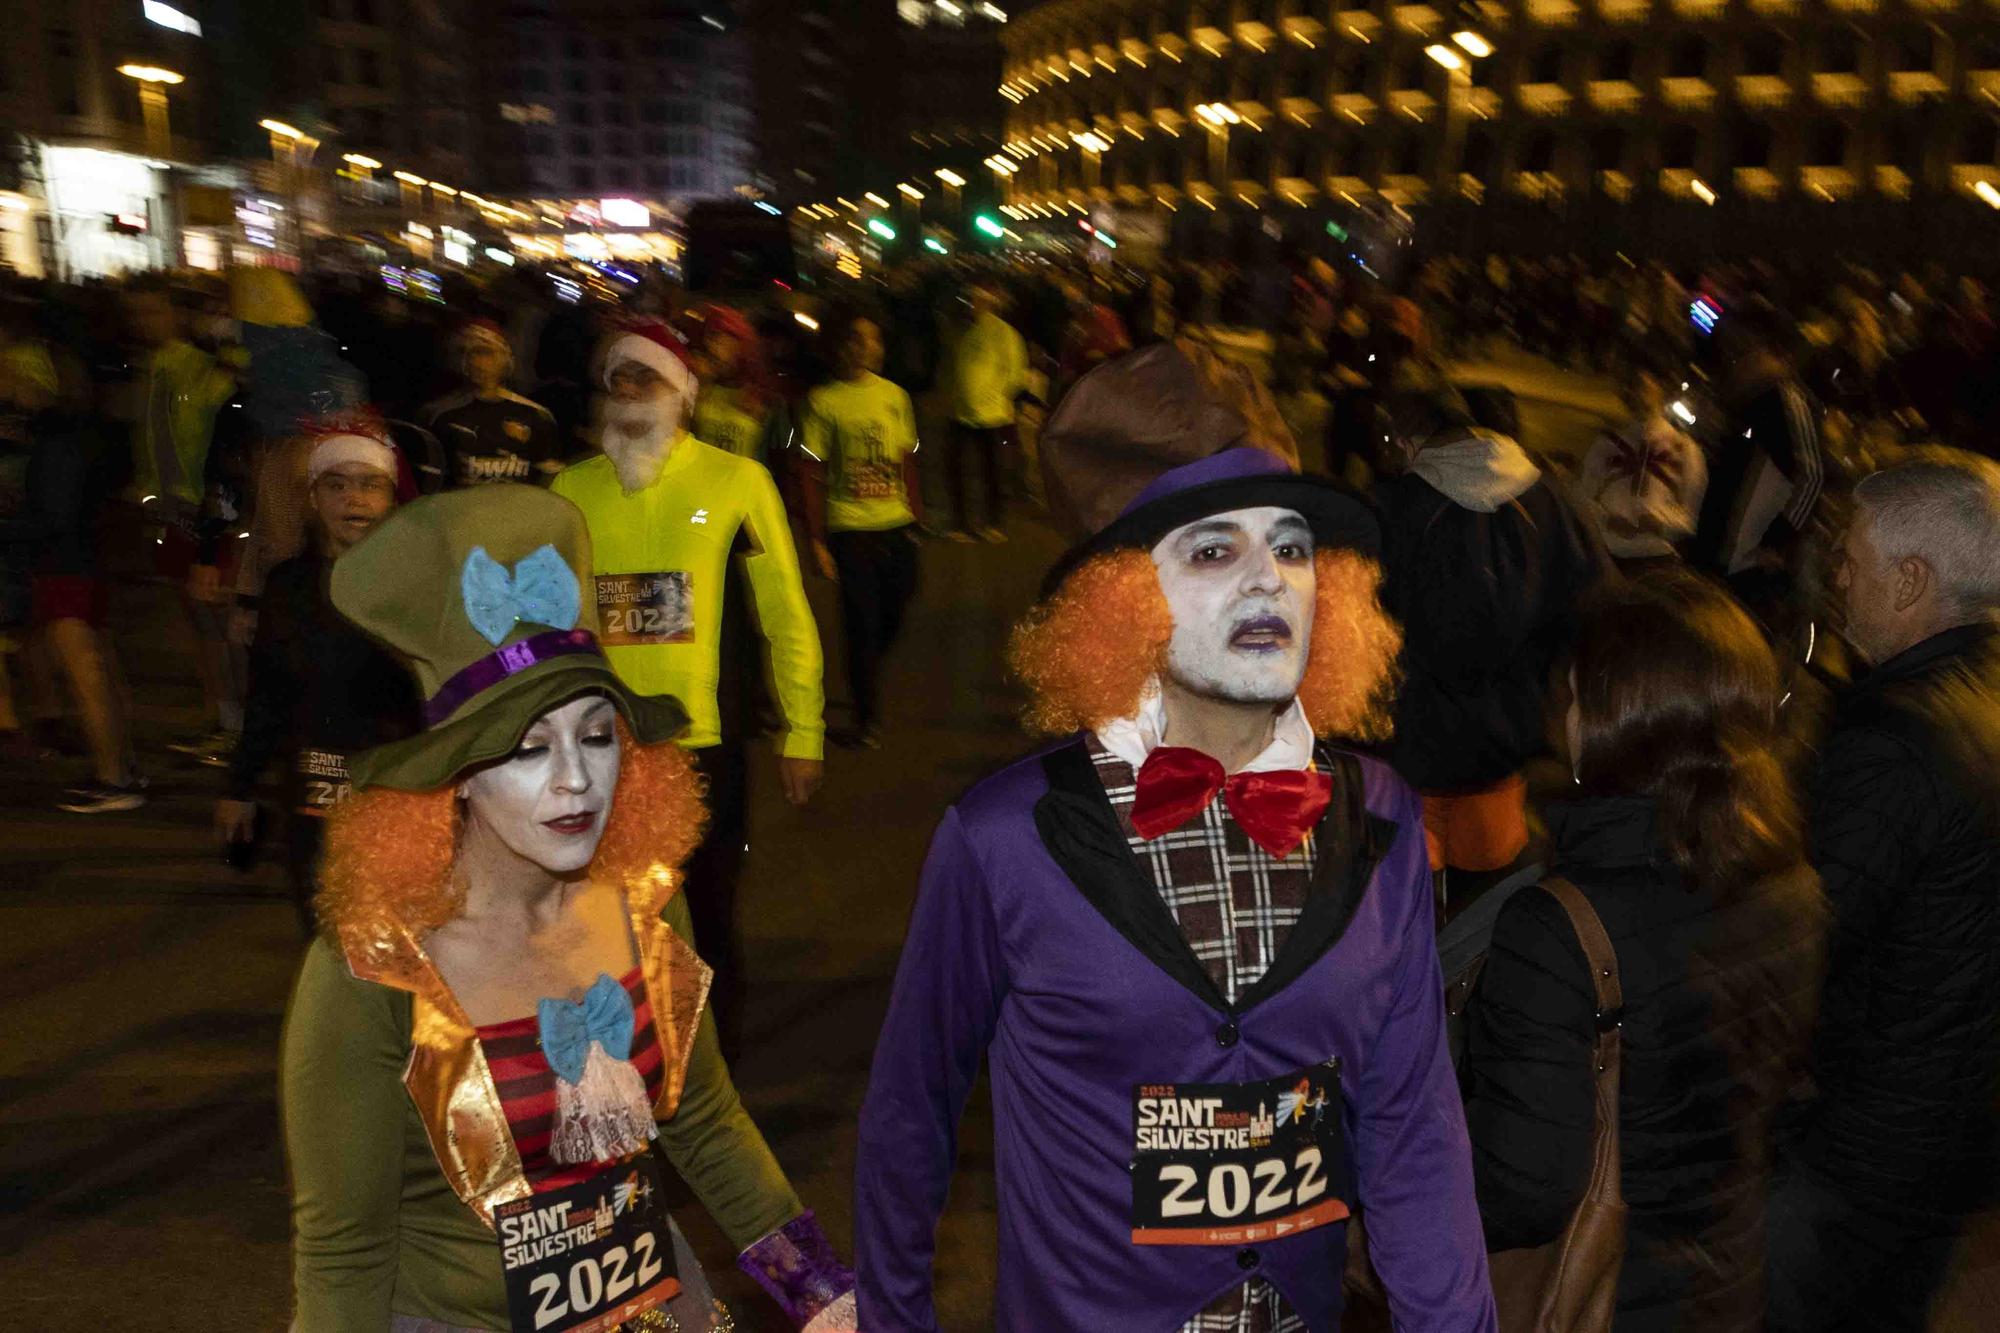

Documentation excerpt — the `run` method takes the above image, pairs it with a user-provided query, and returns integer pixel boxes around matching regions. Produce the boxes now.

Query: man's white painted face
[1150,505,1316,705]
[460,695,621,875]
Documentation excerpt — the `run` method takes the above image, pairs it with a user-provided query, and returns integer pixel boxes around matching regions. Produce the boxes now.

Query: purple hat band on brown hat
[1037,348,1378,595]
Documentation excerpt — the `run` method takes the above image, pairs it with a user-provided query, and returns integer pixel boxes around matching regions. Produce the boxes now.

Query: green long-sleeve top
[281,893,803,1331]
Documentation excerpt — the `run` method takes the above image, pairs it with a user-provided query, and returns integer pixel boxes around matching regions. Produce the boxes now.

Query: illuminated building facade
[752,0,1008,208]
[479,0,754,207]
[314,0,478,186]
[998,0,2000,258]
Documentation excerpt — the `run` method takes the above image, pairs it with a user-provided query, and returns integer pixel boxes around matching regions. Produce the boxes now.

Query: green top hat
[332,484,688,791]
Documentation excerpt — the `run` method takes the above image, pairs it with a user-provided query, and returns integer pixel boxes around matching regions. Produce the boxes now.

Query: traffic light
[866,217,897,241]
[973,214,1005,239]
[923,236,948,254]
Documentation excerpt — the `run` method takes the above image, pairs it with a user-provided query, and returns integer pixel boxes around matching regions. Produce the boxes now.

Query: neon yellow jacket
[132,339,234,507]
[551,436,825,759]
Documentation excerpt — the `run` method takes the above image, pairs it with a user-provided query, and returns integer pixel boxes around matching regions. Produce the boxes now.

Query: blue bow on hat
[537,973,635,1086]
[461,543,581,647]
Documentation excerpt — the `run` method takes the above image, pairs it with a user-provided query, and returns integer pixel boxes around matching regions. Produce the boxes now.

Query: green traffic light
[923,237,948,254]
[867,218,897,241]
[973,214,1005,238]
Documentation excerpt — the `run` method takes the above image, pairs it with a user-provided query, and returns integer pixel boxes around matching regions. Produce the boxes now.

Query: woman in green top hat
[280,483,856,1332]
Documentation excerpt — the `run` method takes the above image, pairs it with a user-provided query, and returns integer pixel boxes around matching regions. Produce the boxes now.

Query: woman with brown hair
[1461,570,1824,1331]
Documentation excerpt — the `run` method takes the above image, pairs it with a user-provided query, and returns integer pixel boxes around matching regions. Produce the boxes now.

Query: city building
[311,0,477,185]
[477,0,754,208]
[753,0,1010,215]
[997,0,2000,260]
[0,0,244,276]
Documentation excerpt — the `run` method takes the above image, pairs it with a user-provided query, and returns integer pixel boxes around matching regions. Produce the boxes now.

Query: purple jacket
[855,738,1496,1332]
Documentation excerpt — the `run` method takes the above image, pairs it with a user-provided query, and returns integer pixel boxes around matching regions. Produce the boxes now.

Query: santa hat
[308,426,400,487]
[598,320,696,398]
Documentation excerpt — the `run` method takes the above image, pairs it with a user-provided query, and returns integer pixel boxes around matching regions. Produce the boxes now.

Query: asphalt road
[5,357,1995,1330]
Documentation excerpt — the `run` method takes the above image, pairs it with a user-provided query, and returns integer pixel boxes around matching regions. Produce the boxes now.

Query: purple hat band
[1117,446,1294,521]
[424,628,602,726]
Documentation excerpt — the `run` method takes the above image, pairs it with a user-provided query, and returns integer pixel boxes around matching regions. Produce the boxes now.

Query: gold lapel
[337,870,714,1229]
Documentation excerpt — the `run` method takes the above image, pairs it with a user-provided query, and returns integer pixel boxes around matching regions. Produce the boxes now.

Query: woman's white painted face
[460,695,621,875]
[1150,506,1317,705]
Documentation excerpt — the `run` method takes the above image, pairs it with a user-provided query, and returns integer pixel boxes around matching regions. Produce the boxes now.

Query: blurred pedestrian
[941,279,1027,542]
[1577,367,1708,567]
[551,320,825,1058]
[1768,452,2000,1333]
[1687,306,1826,596]
[1463,571,1822,1331]
[800,312,922,749]
[216,425,416,934]
[126,274,242,766]
[421,317,563,487]
[1372,382,1604,881]
[689,303,784,463]
[2,310,142,811]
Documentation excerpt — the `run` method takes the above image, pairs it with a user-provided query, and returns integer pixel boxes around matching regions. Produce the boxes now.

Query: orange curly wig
[317,720,708,939]
[1007,548,1401,741]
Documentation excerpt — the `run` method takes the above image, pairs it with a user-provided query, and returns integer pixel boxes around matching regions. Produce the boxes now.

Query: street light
[1452,30,1493,59]
[120,65,184,158]
[119,63,185,84]
[342,153,382,171]
[897,182,925,200]
[1424,44,1465,71]
[864,191,891,208]
[934,168,966,187]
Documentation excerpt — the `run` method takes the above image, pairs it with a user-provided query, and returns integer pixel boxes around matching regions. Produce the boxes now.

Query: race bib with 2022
[594,572,694,647]
[1131,1060,1350,1246]
[295,748,351,818]
[497,1152,679,1333]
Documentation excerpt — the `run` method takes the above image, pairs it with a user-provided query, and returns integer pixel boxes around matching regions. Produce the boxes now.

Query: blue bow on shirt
[461,543,582,647]
[537,973,635,1086]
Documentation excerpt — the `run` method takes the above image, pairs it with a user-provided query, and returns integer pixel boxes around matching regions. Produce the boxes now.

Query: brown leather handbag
[1487,877,1629,1333]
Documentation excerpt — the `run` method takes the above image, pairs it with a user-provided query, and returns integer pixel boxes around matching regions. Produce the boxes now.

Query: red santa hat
[598,320,696,398]
[307,427,400,486]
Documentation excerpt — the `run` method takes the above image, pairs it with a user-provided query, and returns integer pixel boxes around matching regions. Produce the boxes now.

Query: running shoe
[57,780,148,814]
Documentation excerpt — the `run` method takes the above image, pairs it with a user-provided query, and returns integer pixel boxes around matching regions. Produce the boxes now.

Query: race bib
[1131,1060,1349,1246]
[840,461,897,500]
[595,572,694,647]
[295,748,350,818]
[498,1153,680,1333]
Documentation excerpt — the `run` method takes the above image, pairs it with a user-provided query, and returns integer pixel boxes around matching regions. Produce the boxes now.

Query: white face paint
[1150,505,1317,705]
[459,695,622,876]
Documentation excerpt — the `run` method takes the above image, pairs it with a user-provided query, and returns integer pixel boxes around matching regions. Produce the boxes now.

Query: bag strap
[1539,877,1625,1207]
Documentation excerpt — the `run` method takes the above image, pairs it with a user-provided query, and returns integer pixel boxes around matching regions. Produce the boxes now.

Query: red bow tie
[1130,746,1333,859]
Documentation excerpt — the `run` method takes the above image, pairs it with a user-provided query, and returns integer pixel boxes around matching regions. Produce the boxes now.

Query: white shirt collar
[1094,678,1316,773]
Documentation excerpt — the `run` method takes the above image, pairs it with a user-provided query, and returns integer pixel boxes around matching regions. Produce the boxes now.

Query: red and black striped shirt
[474,966,665,1193]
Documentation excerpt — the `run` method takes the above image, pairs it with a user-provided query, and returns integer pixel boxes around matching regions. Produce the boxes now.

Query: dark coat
[1462,798,1823,1333]
[226,551,419,807]
[1789,621,2000,1216]
[1373,468,1602,792]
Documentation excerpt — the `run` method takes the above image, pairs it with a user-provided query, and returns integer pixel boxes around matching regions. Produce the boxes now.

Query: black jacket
[1373,467,1602,791]
[227,551,419,808]
[1687,378,1824,574]
[1463,798,1823,1332]
[1789,621,2000,1216]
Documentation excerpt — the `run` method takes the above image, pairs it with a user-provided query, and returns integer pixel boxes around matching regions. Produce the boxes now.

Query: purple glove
[736,1209,856,1330]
